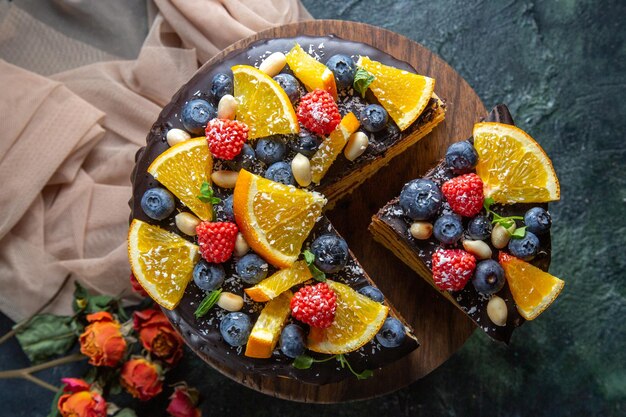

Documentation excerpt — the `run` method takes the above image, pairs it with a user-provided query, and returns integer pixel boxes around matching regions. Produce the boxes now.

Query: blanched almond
[410,222,433,240]
[217,94,237,120]
[344,131,369,161]
[211,170,238,189]
[234,232,249,257]
[462,239,492,259]
[259,52,287,77]
[166,128,191,146]
[217,292,244,312]
[175,212,201,236]
[291,153,312,187]
[487,295,508,326]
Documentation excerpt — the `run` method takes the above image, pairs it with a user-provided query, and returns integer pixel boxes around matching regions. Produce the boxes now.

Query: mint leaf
[355,369,374,380]
[197,181,221,204]
[194,289,223,318]
[15,314,77,363]
[302,250,326,282]
[510,226,527,239]
[353,68,375,97]
[293,355,314,369]
[483,197,495,211]
[303,250,315,265]
[336,353,373,380]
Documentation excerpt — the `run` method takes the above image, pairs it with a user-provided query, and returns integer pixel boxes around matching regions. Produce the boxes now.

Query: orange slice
[245,260,312,302]
[128,220,199,310]
[499,252,564,320]
[233,170,326,268]
[285,43,337,100]
[474,122,560,203]
[245,291,293,358]
[310,112,360,184]
[147,137,213,221]
[308,280,389,354]
[232,65,299,140]
[357,56,435,131]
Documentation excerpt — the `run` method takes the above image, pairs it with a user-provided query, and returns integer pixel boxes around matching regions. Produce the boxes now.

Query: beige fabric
[0,1,311,321]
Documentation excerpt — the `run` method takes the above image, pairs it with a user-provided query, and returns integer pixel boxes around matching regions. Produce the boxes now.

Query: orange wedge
[128,220,199,310]
[147,137,213,221]
[499,252,564,320]
[310,112,360,184]
[233,170,326,268]
[285,43,337,100]
[245,260,312,302]
[357,56,435,131]
[232,65,299,139]
[474,122,560,203]
[308,281,389,354]
[245,291,293,358]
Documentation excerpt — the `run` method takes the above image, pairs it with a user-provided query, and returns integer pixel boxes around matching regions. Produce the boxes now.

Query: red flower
[57,378,107,417]
[133,308,184,365]
[120,357,163,401]
[79,312,126,367]
[130,273,148,297]
[166,385,201,417]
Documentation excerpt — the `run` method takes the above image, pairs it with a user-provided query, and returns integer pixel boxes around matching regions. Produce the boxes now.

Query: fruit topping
[193,260,225,292]
[359,104,388,133]
[289,131,322,157]
[141,188,175,221]
[285,43,337,99]
[291,282,337,329]
[356,56,435,131]
[472,259,505,295]
[226,143,256,171]
[181,99,216,135]
[399,179,443,220]
[235,253,269,284]
[310,234,349,274]
[245,291,293,358]
[264,161,295,185]
[445,141,478,174]
[358,286,384,303]
[205,118,249,160]
[296,89,341,136]
[325,54,356,90]
[279,324,307,358]
[441,173,484,217]
[219,312,252,347]
[431,249,476,291]
[467,215,492,240]
[245,260,312,302]
[210,73,233,102]
[507,231,540,261]
[255,136,287,165]
[196,221,238,264]
[524,207,552,235]
[273,73,301,104]
[433,214,463,245]
[375,317,406,348]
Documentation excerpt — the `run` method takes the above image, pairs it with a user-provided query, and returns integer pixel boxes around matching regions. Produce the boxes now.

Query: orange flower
[133,308,184,365]
[120,357,163,401]
[79,311,127,367]
[57,378,107,417]
[166,385,201,417]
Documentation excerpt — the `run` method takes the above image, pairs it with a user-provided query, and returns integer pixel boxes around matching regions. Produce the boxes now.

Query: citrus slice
[245,290,293,358]
[232,65,299,140]
[285,43,337,100]
[310,112,360,184]
[357,56,435,131]
[245,260,312,302]
[308,280,389,354]
[473,122,560,203]
[499,252,564,320]
[147,137,213,221]
[233,170,326,268]
[128,220,199,310]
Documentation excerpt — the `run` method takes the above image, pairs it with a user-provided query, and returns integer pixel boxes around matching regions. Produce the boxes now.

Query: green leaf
[302,250,326,282]
[292,355,314,369]
[336,353,373,380]
[194,289,223,318]
[114,408,138,417]
[15,314,77,363]
[353,68,375,97]
[197,181,221,204]
[483,197,495,211]
[46,387,64,417]
[303,250,315,265]
[510,226,527,239]
[354,369,374,380]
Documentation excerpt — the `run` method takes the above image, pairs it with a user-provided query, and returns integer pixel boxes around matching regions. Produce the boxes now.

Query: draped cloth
[0,0,311,321]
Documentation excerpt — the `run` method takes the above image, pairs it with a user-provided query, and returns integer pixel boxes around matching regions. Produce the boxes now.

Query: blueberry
[255,137,286,165]
[141,188,175,220]
[433,214,463,245]
[358,286,384,303]
[524,207,551,235]
[472,260,505,295]
[210,73,233,101]
[227,143,256,171]
[325,54,356,89]
[508,231,540,261]
[445,141,478,174]
[264,161,295,185]
[217,194,234,222]
[279,324,306,358]
[359,104,388,133]
[219,312,252,347]
[376,317,406,348]
[193,260,225,292]
[468,215,492,240]
[235,253,268,284]
[181,99,216,135]
[311,234,349,274]
[399,179,443,220]
[273,73,301,104]
[289,131,322,157]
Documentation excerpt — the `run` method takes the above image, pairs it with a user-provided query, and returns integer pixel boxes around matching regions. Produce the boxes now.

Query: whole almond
[487,295,508,326]
[462,239,493,259]
[211,170,239,189]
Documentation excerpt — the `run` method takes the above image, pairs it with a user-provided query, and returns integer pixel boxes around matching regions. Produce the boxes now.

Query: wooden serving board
[194,19,484,402]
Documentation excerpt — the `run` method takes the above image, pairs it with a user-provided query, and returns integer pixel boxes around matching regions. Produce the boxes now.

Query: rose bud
[57,378,107,417]
[166,385,201,417]
[120,357,163,401]
[130,272,148,297]
[79,311,126,367]
[133,308,184,365]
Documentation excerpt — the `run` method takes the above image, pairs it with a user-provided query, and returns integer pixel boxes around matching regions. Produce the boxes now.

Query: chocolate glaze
[129,35,429,384]
[375,105,552,343]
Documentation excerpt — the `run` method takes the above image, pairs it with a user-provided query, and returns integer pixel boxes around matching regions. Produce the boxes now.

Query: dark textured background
[1,0,625,415]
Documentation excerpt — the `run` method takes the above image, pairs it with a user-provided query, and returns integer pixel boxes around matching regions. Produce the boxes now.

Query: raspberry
[205,119,249,160]
[196,221,238,263]
[441,173,484,217]
[290,282,337,328]
[296,89,341,135]
[431,249,476,291]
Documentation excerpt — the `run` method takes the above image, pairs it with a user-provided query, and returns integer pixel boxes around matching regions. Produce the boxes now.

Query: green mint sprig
[302,250,326,282]
[353,67,375,98]
[483,197,526,239]
[293,353,373,380]
[194,289,222,318]
[197,181,221,204]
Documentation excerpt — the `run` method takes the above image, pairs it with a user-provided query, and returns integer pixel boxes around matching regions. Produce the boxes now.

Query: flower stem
[0,352,86,391]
